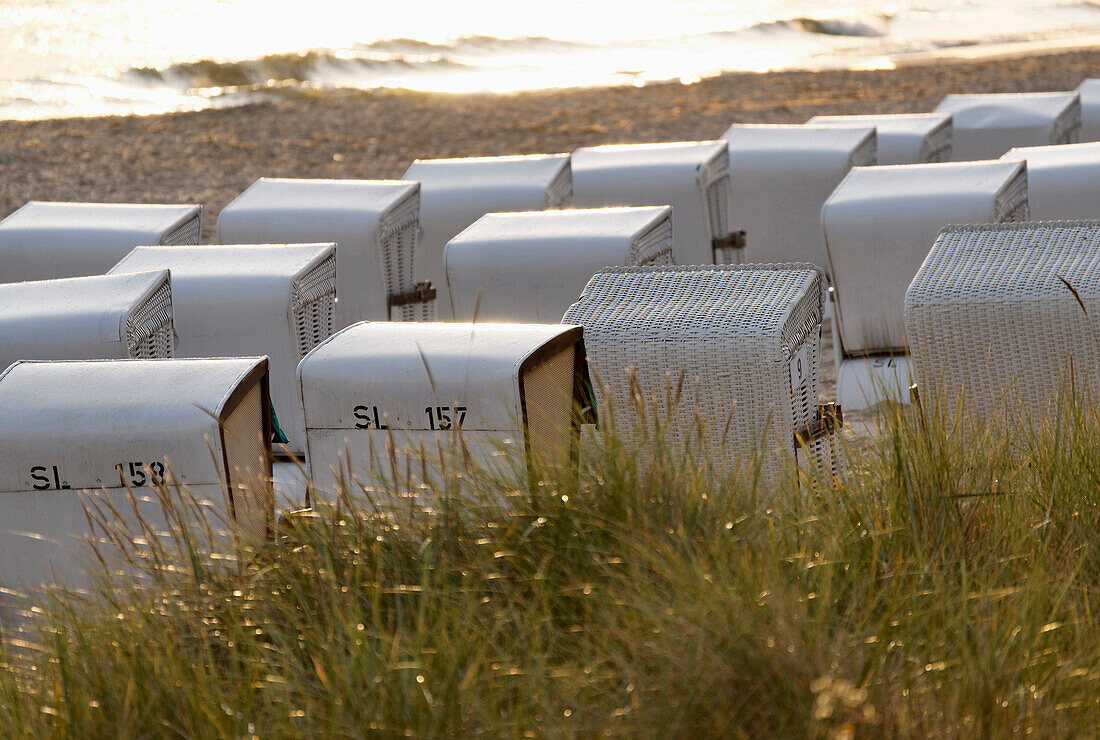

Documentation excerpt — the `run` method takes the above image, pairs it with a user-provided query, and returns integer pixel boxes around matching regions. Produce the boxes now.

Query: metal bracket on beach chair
[712,231,746,254]
[793,402,843,447]
[388,281,437,315]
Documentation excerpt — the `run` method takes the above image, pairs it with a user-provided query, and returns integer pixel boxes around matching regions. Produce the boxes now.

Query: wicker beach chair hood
[444,206,673,323]
[110,243,337,455]
[0,201,201,283]
[403,154,571,318]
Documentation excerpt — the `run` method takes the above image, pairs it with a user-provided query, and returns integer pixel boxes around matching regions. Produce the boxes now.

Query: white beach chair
[444,206,674,323]
[1001,142,1100,220]
[933,92,1081,161]
[0,270,174,369]
[109,243,337,456]
[298,322,592,500]
[821,160,1029,410]
[0,357,273,589]
[561,264,842,482]
[569,141,740,266]
[906,221,1100,425]
[0,201,201,284]
[402,154,571,318]
[1076,79,1100,142]
[217,178,432,327]
[805,113,953,165]
[720,124,876,270]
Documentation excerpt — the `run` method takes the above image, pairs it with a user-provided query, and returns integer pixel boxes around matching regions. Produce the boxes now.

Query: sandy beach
[2,47,1099,404]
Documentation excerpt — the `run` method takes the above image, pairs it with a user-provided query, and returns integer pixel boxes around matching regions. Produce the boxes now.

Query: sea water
[2,0,1099,119]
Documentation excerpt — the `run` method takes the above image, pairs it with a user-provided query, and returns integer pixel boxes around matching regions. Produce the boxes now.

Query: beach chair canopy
[0,201,201,284]
[562,263,841,481]
[298,322,591,497]
[0,270,173,369]
[822,160,1028,358]
[0,357,273,588]
[806,112,953,165]
[569,141,737,266]
[934,91,1081,161]
[109,243,337,455]
[444,206,673,323]
[217,178,430,326]
[402,154,571,318]
[906,221,1100,424]
[1076,79,1100,142]
[1002,141,1100,221]
[720,124,876,270]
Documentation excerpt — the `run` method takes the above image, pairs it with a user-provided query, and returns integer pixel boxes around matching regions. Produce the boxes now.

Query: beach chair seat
[806,113,953,164]
[822,160,1028,410]
[444,206,674,323]
[562,264,842,483]
[0,357,273,589]
[402,154,571,318]
[1001,142,1100,220]
[109,243,337,456]
[297,322,593,500]
[934,92,1081,161]
[720,124,876,270]
[0,201,201,284]
[569,141,739,266]
[217,178,432,326]
[0,270,174,368]
[906,221,1100,425]
[1076,79,1100,142]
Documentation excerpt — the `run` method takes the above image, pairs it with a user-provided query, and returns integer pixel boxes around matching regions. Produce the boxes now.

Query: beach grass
[2,395,1100,736]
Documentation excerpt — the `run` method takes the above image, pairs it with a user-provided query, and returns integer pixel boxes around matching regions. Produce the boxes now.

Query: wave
[742,16,888,38]
[128,50,474,90]
[126,17,889,92]
[356,34,590,55]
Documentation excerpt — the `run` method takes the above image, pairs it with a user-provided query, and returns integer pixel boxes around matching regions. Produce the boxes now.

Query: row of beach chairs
[4,84,1100,588]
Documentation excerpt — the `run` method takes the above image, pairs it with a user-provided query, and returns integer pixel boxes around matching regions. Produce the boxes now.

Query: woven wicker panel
[563,263,828,480]
[848,134,877,169]
[159,212,202,246]
[290,253,337,360]
[546,163,573,209]
[705,174,737,264]
[1053,96,1083,145]
[378,188,434,322]
[923,116,953,163]
[124,277,175,359]
[906,220,1100,424]
[630,216,675,267]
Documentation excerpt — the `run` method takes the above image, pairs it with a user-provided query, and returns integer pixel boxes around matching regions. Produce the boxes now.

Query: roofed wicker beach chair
[0,270,174,368]
[444,206,674,323]
[906,221,1100,426]
[720,124,876,272]
[297,322,593,501]
[569,141,740,265]
[934,91,1081,161]
[402,154,571,318]
[0,201,201,284]
[217,178,432,327]
[1076,79,1100,142]
[822,160,1029,410]
[0,357,273,589]
[1002,142,1100,220]
[561,263,843,483]
[109,243,337,457]
[806,112,953,165]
